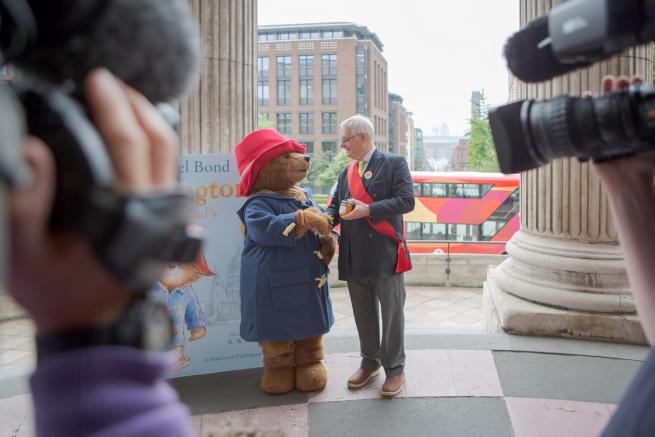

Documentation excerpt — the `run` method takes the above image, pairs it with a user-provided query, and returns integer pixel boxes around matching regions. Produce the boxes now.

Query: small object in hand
[315,274,327,288]
[339,200,355,217]
[282,222,296,236]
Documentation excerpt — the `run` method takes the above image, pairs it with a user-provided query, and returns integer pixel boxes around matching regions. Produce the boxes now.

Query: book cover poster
[162,154,261,378]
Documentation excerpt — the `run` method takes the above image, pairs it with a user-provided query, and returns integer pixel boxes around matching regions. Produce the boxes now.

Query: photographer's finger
[123,85,178,187]
[85,69,152,190]
[9,137,55,245]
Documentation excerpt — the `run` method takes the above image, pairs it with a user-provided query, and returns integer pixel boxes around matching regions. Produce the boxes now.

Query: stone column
[483,0,652,344]
[180,0,257,154]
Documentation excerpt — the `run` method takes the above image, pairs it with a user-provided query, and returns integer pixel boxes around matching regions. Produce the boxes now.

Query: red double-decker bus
[405,172,520,254]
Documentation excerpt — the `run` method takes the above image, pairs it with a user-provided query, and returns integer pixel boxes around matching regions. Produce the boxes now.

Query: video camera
[0,0,202,292]
[489,0,655,174]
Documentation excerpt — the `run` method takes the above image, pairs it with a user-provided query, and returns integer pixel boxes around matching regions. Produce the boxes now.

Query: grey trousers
[347,274,406,377]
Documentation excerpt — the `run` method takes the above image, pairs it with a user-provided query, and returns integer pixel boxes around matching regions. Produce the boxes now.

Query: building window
[299,55,314,105]
[322,112,337,134]
[321,54,337,105]
[304,141,314,154]
[299,55,314,77]
[276,56,291,106]
[322,79,337,105]
[322,141,337,158]
[321,54,337,76]
[277,80,291,105]
[299,112,314,134]
[299,79,314,105]
[355,45,368,115]
[258,57,269,78]
[276,112,291,135]
[277,56,292,77]
[258,81,269,106]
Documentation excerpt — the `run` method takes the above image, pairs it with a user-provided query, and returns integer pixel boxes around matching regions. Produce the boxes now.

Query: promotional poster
[162,154,261,378]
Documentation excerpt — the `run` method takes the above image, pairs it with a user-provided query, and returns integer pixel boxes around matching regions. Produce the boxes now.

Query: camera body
[490,84,655,173]
[491,0,655,173]
[0,0,202,292]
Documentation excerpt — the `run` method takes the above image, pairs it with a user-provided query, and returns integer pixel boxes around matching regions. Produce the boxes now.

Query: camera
[489,83,655,173]
[492,0,655,173]
[0,0,202,292]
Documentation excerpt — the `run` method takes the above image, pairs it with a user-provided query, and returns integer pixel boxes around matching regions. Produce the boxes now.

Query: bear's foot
[295,362,327,392]
[260,367,295,394]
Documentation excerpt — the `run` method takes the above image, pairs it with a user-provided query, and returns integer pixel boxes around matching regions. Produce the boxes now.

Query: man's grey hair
[340,115,374,140]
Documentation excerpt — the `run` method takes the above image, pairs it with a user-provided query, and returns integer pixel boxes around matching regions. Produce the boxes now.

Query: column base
[0,293,26,323]
[483,266,647,345]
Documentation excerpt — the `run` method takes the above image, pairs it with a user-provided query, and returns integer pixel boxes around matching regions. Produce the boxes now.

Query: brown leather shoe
[381,372,405,397]
[347,367,380,388]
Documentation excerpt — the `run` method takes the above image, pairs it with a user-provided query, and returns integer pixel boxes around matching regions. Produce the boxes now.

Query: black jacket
[326,149,415,280]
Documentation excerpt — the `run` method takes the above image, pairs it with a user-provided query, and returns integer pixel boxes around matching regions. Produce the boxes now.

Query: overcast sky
[258,0,519,137]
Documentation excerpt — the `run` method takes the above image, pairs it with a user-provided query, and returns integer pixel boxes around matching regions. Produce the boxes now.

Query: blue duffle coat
[237,190,334,342]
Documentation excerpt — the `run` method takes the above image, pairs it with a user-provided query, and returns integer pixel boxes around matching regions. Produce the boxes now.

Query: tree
[467,91,500,172]
[317,150,351,190]
[304,156,329,191]
[258,113,273,129]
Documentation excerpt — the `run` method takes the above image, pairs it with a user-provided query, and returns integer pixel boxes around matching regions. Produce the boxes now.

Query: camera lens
[489,84,655,174]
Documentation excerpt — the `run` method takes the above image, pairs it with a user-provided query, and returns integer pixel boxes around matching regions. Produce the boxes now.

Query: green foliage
[306,156,329,186]
[467,91,499,172]
[312,194,329,209]
[257,113,273,129]
[317,150,351,190]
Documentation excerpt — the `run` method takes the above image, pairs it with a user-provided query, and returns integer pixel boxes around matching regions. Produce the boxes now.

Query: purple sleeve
[30,346,193,437]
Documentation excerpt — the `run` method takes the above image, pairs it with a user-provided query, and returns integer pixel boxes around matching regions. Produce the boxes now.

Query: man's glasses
[339,133,362,146]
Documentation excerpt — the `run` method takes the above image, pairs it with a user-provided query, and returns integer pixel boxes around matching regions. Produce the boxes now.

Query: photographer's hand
[8,68,178,334]
[592,75,655,344]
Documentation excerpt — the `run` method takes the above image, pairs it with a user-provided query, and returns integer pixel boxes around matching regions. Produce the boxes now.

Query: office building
[257,22,389,160]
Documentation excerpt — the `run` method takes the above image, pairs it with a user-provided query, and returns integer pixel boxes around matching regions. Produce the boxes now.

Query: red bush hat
[235,129,307,196]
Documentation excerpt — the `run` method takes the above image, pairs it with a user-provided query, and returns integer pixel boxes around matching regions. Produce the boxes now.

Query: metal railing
[406,240,509,282]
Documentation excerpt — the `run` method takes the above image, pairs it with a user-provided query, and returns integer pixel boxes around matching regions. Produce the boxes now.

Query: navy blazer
[326,149,415,280]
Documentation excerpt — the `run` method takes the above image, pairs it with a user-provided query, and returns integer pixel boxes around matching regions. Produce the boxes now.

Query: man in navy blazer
[326,115,415,397]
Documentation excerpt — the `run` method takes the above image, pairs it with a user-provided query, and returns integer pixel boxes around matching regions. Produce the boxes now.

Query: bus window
[423,182,446,197]
[480,221,504,240]
[462,184,480,198]
[420,222,446,240]
[413,183,421,197]
[406,222,421,240]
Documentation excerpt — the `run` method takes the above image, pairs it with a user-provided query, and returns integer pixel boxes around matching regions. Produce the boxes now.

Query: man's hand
[341,198,370,220]
[9,68,179,334]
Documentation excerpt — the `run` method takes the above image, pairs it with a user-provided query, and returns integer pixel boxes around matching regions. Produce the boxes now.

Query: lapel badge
[364,170,373,180]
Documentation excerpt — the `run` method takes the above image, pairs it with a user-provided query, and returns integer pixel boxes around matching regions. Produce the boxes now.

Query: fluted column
[180,0,257,154]
[483,0,652,344]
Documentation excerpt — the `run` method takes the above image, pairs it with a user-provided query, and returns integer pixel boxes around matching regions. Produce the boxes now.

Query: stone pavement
[168,334,646,437]
[0,287,650,436]
[0,286,484,377]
